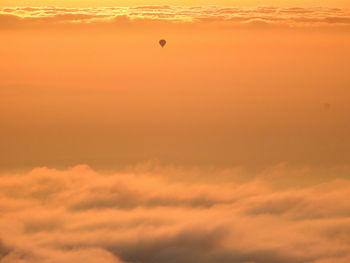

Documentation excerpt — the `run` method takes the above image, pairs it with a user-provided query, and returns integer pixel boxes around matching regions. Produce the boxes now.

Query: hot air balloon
[159,39,166,48]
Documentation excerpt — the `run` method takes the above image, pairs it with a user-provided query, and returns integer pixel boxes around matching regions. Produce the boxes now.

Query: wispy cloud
[1,165,350,263]
[0,6,349,28]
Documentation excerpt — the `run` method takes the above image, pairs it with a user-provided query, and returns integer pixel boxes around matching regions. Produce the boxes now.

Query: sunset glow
[1,0,350,262]
[1,0,350,8]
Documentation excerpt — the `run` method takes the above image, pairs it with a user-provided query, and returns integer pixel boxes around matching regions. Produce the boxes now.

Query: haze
[0,2,350,263]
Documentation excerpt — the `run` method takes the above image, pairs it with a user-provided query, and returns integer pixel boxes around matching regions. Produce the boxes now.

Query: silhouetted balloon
[159,39,166,48]
[324,103,331,111]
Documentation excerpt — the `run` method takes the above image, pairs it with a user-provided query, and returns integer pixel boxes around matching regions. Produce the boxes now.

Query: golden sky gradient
[1,0,350,263]
[1,0,350,7]
[1,5,350,170]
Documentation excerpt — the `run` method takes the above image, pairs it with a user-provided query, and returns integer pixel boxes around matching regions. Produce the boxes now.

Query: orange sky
[1,1,350,263]
[1,0,350,7]
[1,6,350,170]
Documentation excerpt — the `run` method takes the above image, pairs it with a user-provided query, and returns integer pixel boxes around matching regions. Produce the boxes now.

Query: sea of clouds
[1,164,350,263]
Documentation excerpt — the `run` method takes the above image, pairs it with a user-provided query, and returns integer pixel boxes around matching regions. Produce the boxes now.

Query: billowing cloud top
[1,164,350,263]
[0,6,350,27]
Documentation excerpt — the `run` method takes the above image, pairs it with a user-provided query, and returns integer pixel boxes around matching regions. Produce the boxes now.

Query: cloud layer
[1,164,350,263]
[0,6,350,28]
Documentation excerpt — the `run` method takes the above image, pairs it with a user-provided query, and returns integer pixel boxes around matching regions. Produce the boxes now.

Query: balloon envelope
[159,39,166,47]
